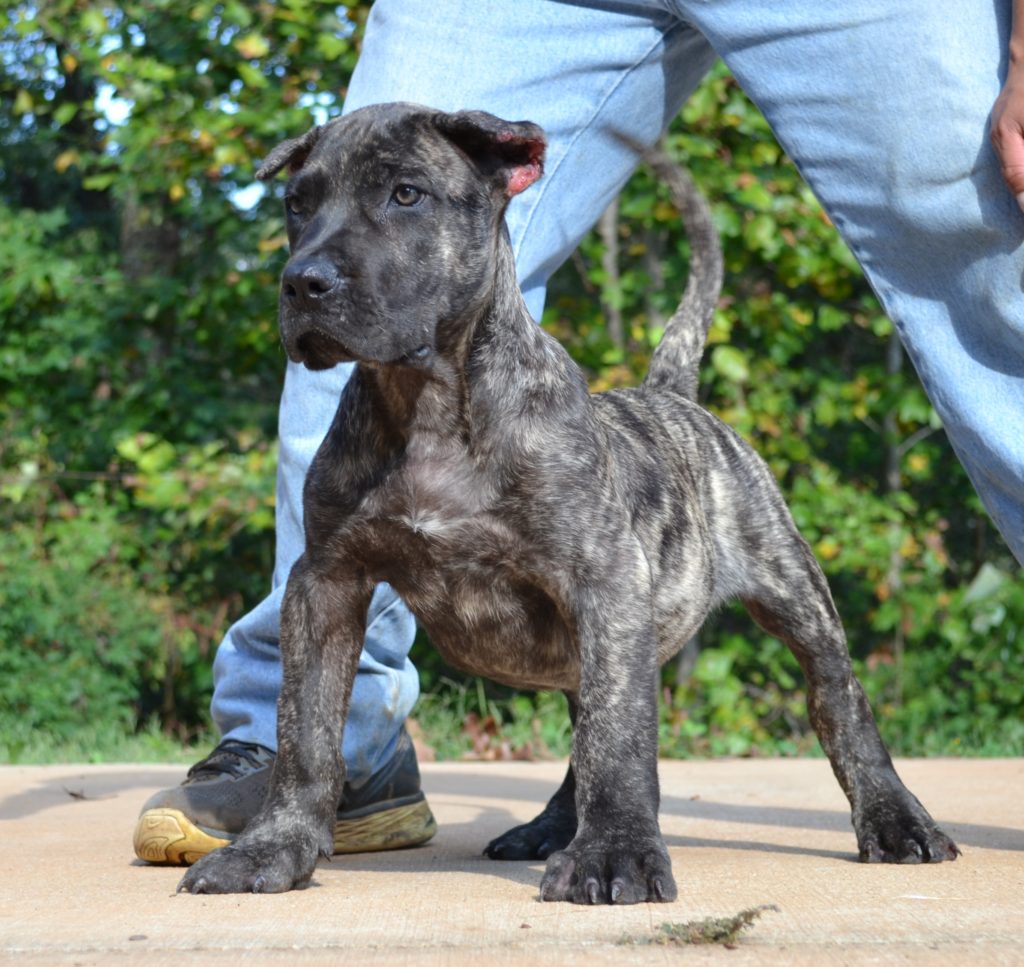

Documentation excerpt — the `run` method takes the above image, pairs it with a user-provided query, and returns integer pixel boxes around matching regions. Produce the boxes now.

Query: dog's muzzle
[285,327,352,370]
[278,256,435,371]
[277,256,355,369]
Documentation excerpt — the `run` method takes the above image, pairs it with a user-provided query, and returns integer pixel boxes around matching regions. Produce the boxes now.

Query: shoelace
[185,740,271,781]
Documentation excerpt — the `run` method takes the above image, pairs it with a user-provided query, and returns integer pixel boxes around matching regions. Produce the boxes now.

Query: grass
[0,718,216,765]
[0,679,576,765]
[413,679,573,760]
[3,675,1023,765]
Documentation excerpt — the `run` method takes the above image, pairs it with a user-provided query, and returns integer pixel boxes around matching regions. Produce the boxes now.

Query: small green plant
[620,904,780,947]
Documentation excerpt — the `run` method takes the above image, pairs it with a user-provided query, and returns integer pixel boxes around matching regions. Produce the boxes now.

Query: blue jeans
[212,0,1024,779]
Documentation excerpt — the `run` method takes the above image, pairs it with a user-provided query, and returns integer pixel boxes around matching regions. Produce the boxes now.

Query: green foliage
[412,679,572,761]
[0,718,215,766]
[659,629,813,759]
[863,564,1024,754]
[1,8,1020,761]
[0,488,215,759]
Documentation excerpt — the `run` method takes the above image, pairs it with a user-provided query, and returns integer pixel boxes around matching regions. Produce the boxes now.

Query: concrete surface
[0,757,1022,965]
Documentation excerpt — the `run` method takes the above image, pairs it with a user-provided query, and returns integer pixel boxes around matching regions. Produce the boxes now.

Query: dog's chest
[387,439,494,539]
[359,441,577,690]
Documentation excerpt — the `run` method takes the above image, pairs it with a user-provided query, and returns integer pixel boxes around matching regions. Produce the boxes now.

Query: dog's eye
[392,184,424,207]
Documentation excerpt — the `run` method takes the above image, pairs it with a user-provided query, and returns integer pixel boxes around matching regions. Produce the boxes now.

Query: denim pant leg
[211,0,715,779]
[681,0,1024,562]
[211,360,418,782]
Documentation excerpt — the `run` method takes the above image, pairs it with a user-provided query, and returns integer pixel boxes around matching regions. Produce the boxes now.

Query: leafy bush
[864,564,1024,754]
[0,492,214,758]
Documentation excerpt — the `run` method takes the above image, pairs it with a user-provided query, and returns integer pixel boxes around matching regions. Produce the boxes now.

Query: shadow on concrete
[0,768,182,821]
[3,766,1021,861]
[426,769,1024,853]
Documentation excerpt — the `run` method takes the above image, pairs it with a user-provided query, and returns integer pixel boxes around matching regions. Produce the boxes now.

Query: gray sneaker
[133,727,437,865]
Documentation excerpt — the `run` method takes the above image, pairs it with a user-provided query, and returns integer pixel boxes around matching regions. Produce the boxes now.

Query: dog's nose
[282,258,342,307]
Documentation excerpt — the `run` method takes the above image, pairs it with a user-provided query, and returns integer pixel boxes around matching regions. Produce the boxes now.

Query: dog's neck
[362,229,534,443]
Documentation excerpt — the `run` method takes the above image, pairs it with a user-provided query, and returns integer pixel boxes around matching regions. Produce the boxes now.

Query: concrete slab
[0,758,1022,964]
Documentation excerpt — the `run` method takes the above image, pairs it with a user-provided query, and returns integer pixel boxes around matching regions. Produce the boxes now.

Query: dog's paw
[538,837,676,904]
[177,838,319,894]
[484,813,575,861]
[854,794,960,864]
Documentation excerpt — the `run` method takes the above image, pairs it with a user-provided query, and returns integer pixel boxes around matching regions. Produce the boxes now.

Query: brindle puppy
[179,103,958,903]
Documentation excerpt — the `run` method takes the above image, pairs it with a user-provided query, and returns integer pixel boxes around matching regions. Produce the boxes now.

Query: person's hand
[992,63,1024,212]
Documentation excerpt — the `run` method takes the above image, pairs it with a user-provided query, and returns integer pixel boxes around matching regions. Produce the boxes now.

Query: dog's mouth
[289,327,435,372]
[292,328,356,371]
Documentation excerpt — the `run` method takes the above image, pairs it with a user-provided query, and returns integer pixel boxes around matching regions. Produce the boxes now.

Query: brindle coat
[179,103,958,903]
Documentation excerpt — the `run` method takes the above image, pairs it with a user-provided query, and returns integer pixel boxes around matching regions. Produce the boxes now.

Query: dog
[178,102,958,903]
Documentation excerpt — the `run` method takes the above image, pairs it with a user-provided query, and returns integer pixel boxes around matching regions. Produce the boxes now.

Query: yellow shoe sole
[133,809,230,865]
[134,800,438,866]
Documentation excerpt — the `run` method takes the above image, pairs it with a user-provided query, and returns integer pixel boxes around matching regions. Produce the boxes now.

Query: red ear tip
[498,129,545,196]
[506,162,542,197]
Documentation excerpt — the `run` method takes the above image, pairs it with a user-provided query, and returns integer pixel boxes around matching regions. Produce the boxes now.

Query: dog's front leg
[179,558,372,894]
[539,549,675,905]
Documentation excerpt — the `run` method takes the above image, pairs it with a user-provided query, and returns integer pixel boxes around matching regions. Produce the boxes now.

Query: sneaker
[133,727,437,865]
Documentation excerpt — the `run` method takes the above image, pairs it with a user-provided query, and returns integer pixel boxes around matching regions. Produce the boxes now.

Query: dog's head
[256,103,545,371]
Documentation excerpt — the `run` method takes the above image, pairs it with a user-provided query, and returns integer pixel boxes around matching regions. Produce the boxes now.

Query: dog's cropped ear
[256,125,323,181]
[433,110,545,198]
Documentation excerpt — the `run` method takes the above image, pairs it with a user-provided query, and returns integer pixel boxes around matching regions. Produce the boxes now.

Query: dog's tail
[641,151,723,401]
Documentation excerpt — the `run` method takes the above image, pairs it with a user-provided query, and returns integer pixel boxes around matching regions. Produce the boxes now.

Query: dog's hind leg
[484,696,578,860]
[738,530,959,864]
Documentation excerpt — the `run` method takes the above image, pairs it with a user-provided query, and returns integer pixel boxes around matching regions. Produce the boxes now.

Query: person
[134,0,1024,864]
